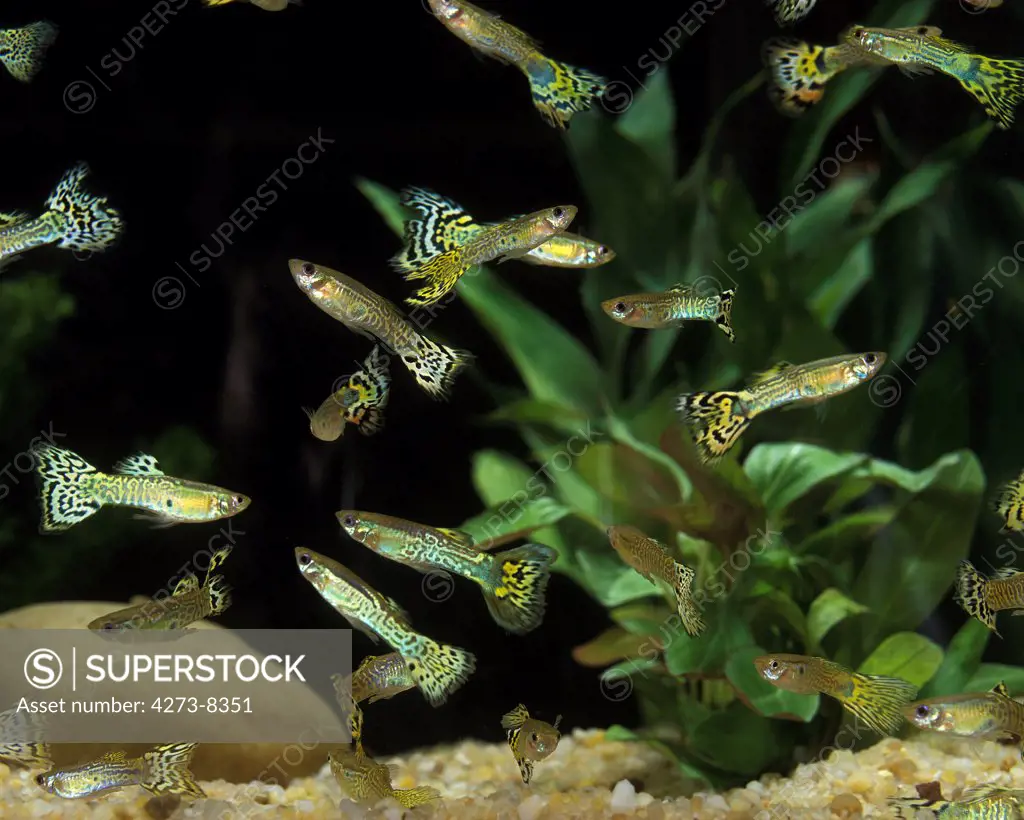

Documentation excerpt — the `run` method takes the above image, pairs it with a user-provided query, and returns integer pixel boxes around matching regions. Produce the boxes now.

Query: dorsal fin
[993,567,1022,580]
[99,750,129,763]
[437,528,475,549]
[500,704,530,730]
[113,453,164,476]
[894,25,942,38]
[667,283,692,294]
[990,680,1011,698]
[749,362,795,386]
[172,575,199,596]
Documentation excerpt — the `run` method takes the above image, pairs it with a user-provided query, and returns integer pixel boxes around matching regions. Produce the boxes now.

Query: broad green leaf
[726,646,820,721]
[919,619,991,699]
[471,450,536,509]
[852,450,984,646]
[611,602,674,635]
[664,607,754,676]
[965,664,1024,694]
[743,443,869,520]
[795,509,896,559]
[486,399,590,435]
[807,588,869,646]
[689,702,788,775]
[459,496,571,549]
[858,632,943,689]
[573,627,655,667]
[575,550,666,608]
[614,69,676,179]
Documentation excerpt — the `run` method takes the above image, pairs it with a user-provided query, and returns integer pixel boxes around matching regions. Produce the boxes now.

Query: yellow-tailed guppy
[337,510,556,635]
[842,24,1024,129]
[329,745,441,809]
[501,704,561,785]
[601,284,736,342]
[295,547,476,706]
[289,259,473,400]
[332,653,416,707]
[425,0,607,129]
[992,468,1024,533]
[906,681,1024,758]
[677,352,885,464]
[390,187,576,306]
[34,445,250,532]
[0,163,124,269]
[891,784,1024,819]
[754,653,917,735]
[0,21,58,82]
[35,743,204,799]
[88,546,234,632]
[304,345,391,442]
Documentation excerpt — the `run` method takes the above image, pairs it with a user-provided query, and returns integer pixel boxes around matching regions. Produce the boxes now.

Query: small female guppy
[35,743,204,799]
[501,704,561,785]
[601,284,736,342]
[304,345,391,441]
[906,681,1024,759]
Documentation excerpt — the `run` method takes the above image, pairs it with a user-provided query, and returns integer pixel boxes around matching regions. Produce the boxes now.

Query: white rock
[705,794,729,812]
[517,793,547,820]
[609,778,637,811]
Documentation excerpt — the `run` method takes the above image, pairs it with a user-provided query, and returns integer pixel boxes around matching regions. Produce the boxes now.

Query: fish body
[754,653,917,735]
[676,352,885,463]
[601,284,736,342]
[426,0,606,128]
[0,707,51,770]
[203,0,299,9]
[395,190,577,306]
[289,259,473,400]
[304,345,391,441]
[36,743,204,800]
[954,559,1024,636]
[842,24,1024,129]
[329,746,440,808]
[393,188,613,278]
[993,470,1024,532]
[906,682,1024,756]
[501,704,561,785]
[0,163,124,267]
[606,525,705,637]
[762,38,886,115]
[337,510,556,635]
[766,0,818,26]
[0,21,58,82]
[34,445,249,532]
[88,548,234,632]
[295,547,476,706]
[333,653,416,707]
[891,784,1024,819]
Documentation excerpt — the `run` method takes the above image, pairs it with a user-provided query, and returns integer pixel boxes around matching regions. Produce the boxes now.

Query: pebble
[609,779,636,811]
[517,794,546,820]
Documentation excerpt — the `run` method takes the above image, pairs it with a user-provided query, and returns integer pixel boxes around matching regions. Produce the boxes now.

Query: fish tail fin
[403,248,471,306]
[525,56,607,129]
[675,391,752,464]
[954,559,1000,635]
[0,21,58,82]
[672,563,706,637]
[887,797,950,818]
[34,444,103,533]
[391,187,481,274]
[715,288,737,343]
[405,336,473,400]
[141,743,205,798]
[483,544,557,634]
[956,56,1024,130]
[404,638,476,707]
[993,475,1024,531]
[206,575,233,616]
[43,163,125,253]
[393,785,442,808]
[761,38,842,116]
[765,0,818,25]
[841,673,918,735]
[357,407,386,436]
[500,704,530,731]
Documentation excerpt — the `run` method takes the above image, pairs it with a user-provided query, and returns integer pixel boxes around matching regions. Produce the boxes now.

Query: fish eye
[769,660,779,669]
[298,552,312,566]
[552,207,565,219]
[102,622,117,631]
[301,262,316,276]
[864,353,877,365]
[343,514,356,528]
[232,495,244,506]
[915,705,930,718]
[614,302,626,314]
[597,246,608,255]
[531,733,538,742]
[166,499,173,509]
[35,774,45,786]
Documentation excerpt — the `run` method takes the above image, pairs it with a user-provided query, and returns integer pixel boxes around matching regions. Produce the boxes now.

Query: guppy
[891,784,1024,819]
[337,510,556,635]
[0,163,124,268]
[425,0,607,129]
[606,525,705,638]
[392,187,576,307]
[295,547,477,706]
[677,352,886,464]
[392,187,613,279]
[35,743,204,799]
[304,345,391,442]
[501,704,561,785]
[601,284,737,342]
[765,0,819,25]
[289,259,473,400]
[842,24,1024,129]
[955,559,1024,637]
[754,653,917,736]
[202,0,298,9]
[332,653,416,707]
[992,468,1024,533]
[88,546,234,631]
[906,681,1024,758]
[0,20,58,82]
[329,746,440,809]
[0,706,51,771]
[34,445,250,532]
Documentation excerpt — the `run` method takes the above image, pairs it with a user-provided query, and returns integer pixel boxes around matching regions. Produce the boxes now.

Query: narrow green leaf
[614,69,676,179]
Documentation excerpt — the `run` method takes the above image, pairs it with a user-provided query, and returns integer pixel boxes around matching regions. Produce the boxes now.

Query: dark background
[1,0,1022,757]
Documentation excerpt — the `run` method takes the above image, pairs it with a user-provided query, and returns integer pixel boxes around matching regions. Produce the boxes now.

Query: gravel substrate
[2,728,1021,819]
